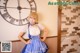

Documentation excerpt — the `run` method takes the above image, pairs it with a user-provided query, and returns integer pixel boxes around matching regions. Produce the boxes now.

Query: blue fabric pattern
[21,24,48,53]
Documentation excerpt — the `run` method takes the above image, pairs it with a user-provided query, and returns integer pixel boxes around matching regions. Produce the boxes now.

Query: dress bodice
[28,25,40,36]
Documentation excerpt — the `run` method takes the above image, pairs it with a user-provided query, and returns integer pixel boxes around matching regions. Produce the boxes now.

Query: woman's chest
[29,25,40,35]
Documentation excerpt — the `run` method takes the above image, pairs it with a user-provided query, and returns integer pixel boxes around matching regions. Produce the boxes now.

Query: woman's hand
[26,40,31,44]
[41,39,44,42]
[40,38,45,42]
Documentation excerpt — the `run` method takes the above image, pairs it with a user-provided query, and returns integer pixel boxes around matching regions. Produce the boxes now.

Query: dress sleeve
[37,23,45,30]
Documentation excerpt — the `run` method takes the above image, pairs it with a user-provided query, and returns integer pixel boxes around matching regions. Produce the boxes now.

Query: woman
[18,12,48,53]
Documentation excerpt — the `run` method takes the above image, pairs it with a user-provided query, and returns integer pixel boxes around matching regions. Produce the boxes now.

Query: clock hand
[17,0,20,7]
[21,7,30,9]
[17,0,21,20]
[6,7,17,9]
[18,9,22,25]
[0,6,30,10]
[17,0,22,25]
[5,0,22,10]
[19,10,21,19]
[6,7,30,10]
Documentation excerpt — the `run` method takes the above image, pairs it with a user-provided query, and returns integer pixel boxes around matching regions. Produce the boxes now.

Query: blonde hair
[28,12,38,23]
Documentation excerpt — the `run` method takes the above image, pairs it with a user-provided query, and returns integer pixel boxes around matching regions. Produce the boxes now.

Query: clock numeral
[28,0,34,3]
[4,0,8,2]
[2,13,9,18]
[0,6,5,9]
[24,18,28,22]
[4,9,7,12]
[31,7,36,12]
[29,1,35,7]
[3,0,8,5]
[31,7,36,10]
[19,20,23,25]
[10,18,15,24]
[28,0,36,12]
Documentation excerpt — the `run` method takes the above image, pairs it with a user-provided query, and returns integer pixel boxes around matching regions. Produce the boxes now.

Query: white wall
[0,0,58,41]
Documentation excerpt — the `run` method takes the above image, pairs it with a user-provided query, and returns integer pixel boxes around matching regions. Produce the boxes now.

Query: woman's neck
[29,22,38,26]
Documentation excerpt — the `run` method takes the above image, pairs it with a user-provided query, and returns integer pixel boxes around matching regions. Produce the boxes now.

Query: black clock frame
[0,0,37,26]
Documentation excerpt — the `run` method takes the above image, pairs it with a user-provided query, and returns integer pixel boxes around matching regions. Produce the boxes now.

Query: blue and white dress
[21,24,48,53]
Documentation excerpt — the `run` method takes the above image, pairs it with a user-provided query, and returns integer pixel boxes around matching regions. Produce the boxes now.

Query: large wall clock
[0,0,37,26]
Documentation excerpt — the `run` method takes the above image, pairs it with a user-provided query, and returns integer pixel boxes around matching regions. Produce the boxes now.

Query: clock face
[0,0,37,26]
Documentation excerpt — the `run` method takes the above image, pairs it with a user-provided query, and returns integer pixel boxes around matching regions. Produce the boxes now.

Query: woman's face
[28,16,36,25]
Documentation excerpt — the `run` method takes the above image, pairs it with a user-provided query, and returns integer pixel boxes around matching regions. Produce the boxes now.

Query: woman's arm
[18,32,30,44]
[41,27,49,41]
